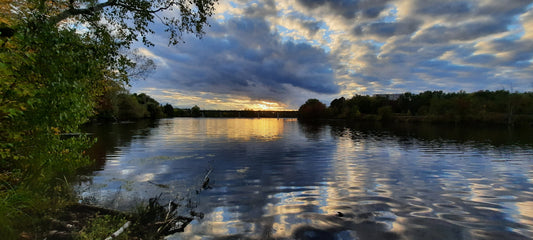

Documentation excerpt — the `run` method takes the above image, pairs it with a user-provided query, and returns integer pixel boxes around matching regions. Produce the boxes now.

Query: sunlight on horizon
[136,87,296,111]
[249,101,287,111]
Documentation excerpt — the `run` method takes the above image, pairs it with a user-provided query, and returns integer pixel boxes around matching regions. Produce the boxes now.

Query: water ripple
[81,119,533,239]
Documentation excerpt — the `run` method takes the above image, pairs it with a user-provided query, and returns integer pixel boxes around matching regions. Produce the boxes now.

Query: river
[80,118,533,239]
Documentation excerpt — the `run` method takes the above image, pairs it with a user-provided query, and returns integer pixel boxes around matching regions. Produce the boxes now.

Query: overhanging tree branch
[50,0,116,24]
[47,0,217,46]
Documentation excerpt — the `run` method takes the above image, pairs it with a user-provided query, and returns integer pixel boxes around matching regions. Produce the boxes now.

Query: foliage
[95,90,175,121]
[77,214,130,240]
[49,0,217,47]
[323,90,533,125]
[377,106,393,121]
[1,0,217,236]
[135,93,165,118]
[93,80,126,121]
[163,103,175,117]
[191,105,201,117]
[298,99,327,120]
[117,93,148,120]
[0,19,106,237]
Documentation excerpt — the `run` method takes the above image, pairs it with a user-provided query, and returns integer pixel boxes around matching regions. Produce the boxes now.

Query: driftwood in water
[46,167,214,239]
[105,221,131,240]
[133,196,194,236]
[44,201,198,239]
[129,168,213,237]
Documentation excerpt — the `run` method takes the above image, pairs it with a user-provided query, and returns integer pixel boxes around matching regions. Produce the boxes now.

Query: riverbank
[29,165,213,240]
[33,203,127,239]
[298,91,533,127]
[344,113,533,127]
[36,202,200,240]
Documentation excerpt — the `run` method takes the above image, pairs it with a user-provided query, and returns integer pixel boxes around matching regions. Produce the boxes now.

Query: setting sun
[251,101,285,111]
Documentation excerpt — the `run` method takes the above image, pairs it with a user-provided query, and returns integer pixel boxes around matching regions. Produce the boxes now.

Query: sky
[130,0,533,110]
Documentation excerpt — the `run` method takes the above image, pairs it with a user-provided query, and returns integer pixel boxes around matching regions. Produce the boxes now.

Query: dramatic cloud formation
[130,0,533,110]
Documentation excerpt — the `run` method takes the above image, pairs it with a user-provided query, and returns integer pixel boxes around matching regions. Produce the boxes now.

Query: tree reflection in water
[81,118,533,239]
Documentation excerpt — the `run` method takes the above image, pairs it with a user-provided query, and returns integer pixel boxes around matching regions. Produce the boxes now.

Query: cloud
[130,0,533,109]
[243,0,277,18]
[133,16,338,107]
[413,19,510,44]
[353,18,421,39]
[296,0,393,20]
[415,1,472,16]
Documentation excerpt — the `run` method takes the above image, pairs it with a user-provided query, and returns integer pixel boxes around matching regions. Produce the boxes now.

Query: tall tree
[191,105,201,117]
[163,103,175,117]
[0,0,218,236]
[298,99,327,120]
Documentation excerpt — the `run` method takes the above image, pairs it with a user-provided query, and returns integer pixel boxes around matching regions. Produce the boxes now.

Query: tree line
[299,90,533,126]
[95,87,171,121]
[93,87,299,120]
[93,85,210,121]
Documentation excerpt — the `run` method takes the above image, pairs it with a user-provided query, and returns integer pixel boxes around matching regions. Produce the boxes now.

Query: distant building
[374,93,402,101]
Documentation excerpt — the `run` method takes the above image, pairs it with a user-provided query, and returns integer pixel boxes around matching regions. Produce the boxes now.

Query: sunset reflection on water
[81,119,533,240]
[162,118,289,142]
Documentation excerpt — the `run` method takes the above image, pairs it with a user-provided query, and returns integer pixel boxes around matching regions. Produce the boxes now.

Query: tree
[162,103,175,117]
[377,106,393,121]
[135,93,164,118]
[94,80,126,121]
[5,0,217,45]
[298,99,327,120]
[0,0,218,236]
[191,105,201,117]
[329,97,346,118]
[117,93,147,120]
[0,24,106,236]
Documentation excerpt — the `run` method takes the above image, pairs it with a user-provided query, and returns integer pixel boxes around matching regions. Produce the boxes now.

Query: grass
[77,214,130,240]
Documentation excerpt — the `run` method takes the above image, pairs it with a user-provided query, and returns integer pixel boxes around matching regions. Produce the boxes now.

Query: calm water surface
[80,118,533,240]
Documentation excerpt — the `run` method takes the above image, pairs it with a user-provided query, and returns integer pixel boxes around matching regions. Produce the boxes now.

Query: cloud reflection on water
[81,119,533,239]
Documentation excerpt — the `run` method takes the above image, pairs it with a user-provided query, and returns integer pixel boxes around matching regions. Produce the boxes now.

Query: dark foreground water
[80,118,533,240]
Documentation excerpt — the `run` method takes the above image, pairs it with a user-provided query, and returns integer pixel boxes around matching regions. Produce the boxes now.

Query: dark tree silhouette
[298,99,327,120]
[191,105,201,117]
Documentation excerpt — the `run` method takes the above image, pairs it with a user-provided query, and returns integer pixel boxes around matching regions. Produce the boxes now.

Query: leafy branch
[47,0,217,46]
